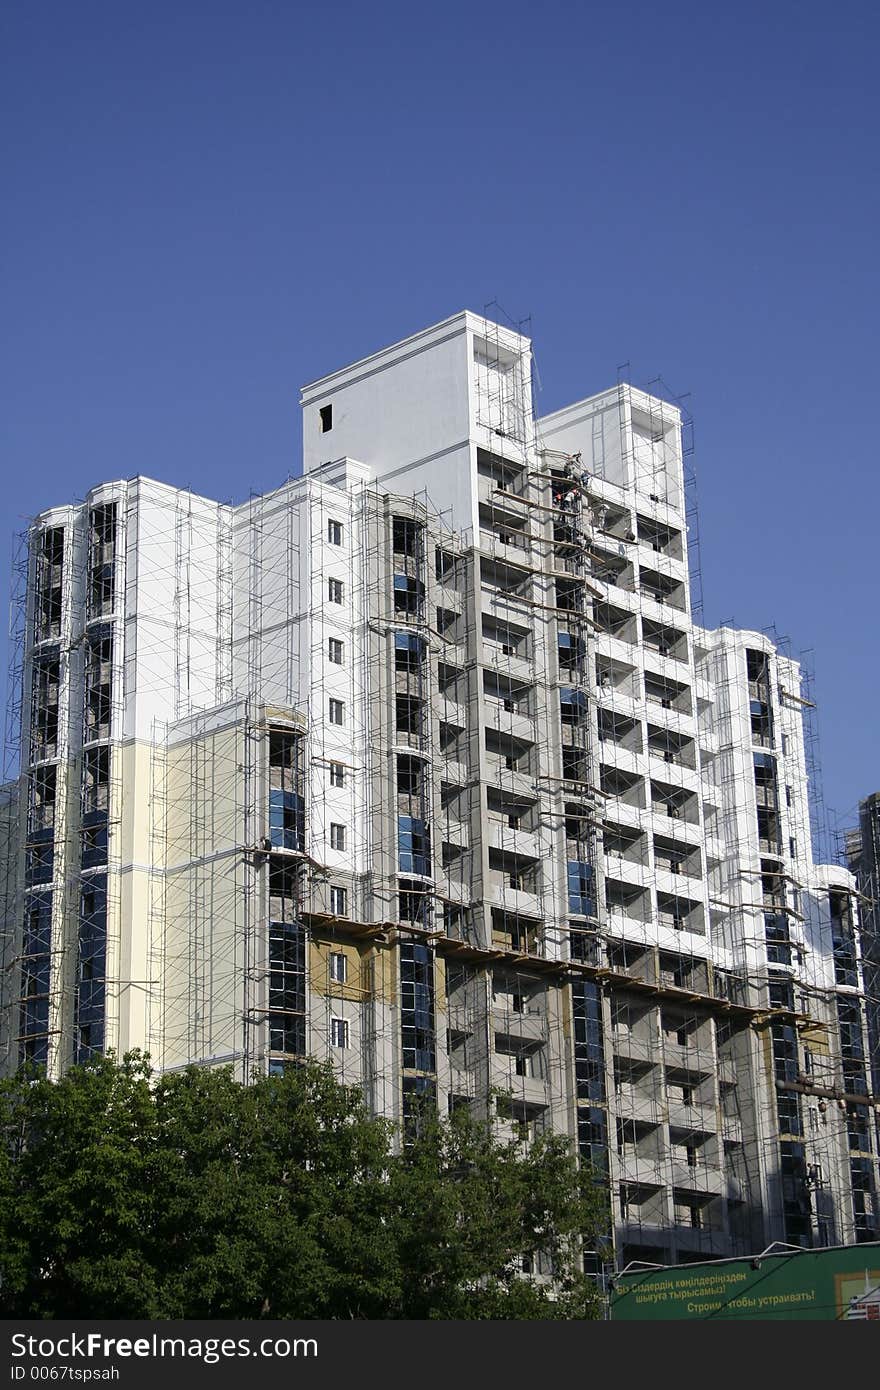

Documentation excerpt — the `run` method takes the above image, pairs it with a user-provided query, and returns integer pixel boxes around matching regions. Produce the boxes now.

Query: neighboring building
[846,794,880,1105]
[1,311,877,1267]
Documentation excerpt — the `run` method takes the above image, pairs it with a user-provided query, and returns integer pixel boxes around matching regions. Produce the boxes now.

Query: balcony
[486,769,538,808]
[490,1059,549,1108]
[439,817,470,849]
[653,869,705,905]
[484,703,536,744]
[616,1151,667,1188]
[436,873,471,905]
[636,545,687,583]
[446,1001,476,1033]
[662,1039,714,1075]
[436,584,464,615]
[477,471,531,513]
[667,1098,717,1132]
[647,753,700,795]
[646,736,697,775]
[614,1084,663,1126]
[479,528,534,569]
[638,566,688,615]
[481,581,534,625]
[596,741,642,780]
[437,695,467,727]
[602,856,651,892]
[670,1228,730,1258]
[594,681,641,724]
[670,1161,724,1196]
[649,807,701,843]
[446,1067,476,1100]
[593,630,639,672]
[482,643,534,684]
[485,878,542,918]
[650,780,699,829]
[643,701,696,739]
[589,547,635,597]
[439,758,471,787]
[641,646,690,686]
[487,821,543,861]
[491,1005,548,1044]
[612,1031,656,1067]
[601,813,647,853]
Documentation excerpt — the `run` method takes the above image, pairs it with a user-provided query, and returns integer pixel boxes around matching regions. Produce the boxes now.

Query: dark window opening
[393,516,422,559]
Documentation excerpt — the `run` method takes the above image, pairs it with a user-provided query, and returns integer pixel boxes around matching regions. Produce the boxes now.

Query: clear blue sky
[2,0,877,836]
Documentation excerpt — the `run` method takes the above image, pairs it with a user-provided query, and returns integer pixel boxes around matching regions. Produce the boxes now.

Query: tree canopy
[0,1054,606,1319]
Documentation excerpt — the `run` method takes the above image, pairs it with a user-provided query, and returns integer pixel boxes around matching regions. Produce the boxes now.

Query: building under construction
[1,310,877,1269]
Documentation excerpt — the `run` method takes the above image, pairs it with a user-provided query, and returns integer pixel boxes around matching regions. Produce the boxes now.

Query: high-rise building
[1,311,877,1265]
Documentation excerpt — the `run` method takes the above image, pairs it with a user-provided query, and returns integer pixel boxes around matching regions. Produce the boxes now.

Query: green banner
[610,1243,880,1320]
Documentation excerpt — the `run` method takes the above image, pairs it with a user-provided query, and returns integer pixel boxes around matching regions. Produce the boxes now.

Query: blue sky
[2,0,877,835]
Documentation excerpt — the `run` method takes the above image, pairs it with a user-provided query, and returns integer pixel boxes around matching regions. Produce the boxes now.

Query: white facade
[1,311,877,1266]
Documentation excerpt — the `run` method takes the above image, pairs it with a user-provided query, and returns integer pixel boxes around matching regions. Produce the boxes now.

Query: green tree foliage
[0,1054,605,1319]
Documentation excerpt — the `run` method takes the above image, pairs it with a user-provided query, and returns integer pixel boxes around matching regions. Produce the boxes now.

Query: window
[327,518,343,544]
[329,885,347,916]
[330,823,346,851]
[396,756,422,796]
[567,861,594,916]
[328,577,344,604]
[393,573,424,614]
[330,952,347,984]
[398,816,431,875]
[392,516,420,557]
[328,637,344,664]
[399,882,430,926]
[395,694,422,738]
[560,688,588,726]
[781,733,789,755]
[329,698,344,725]
[329,762,345,788]
[394,631,425,671]
[435,548,454,582]
[331,1017,349,1048]
[269,786,305,851]
[320,404,333,433]
[558,631,584,670]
